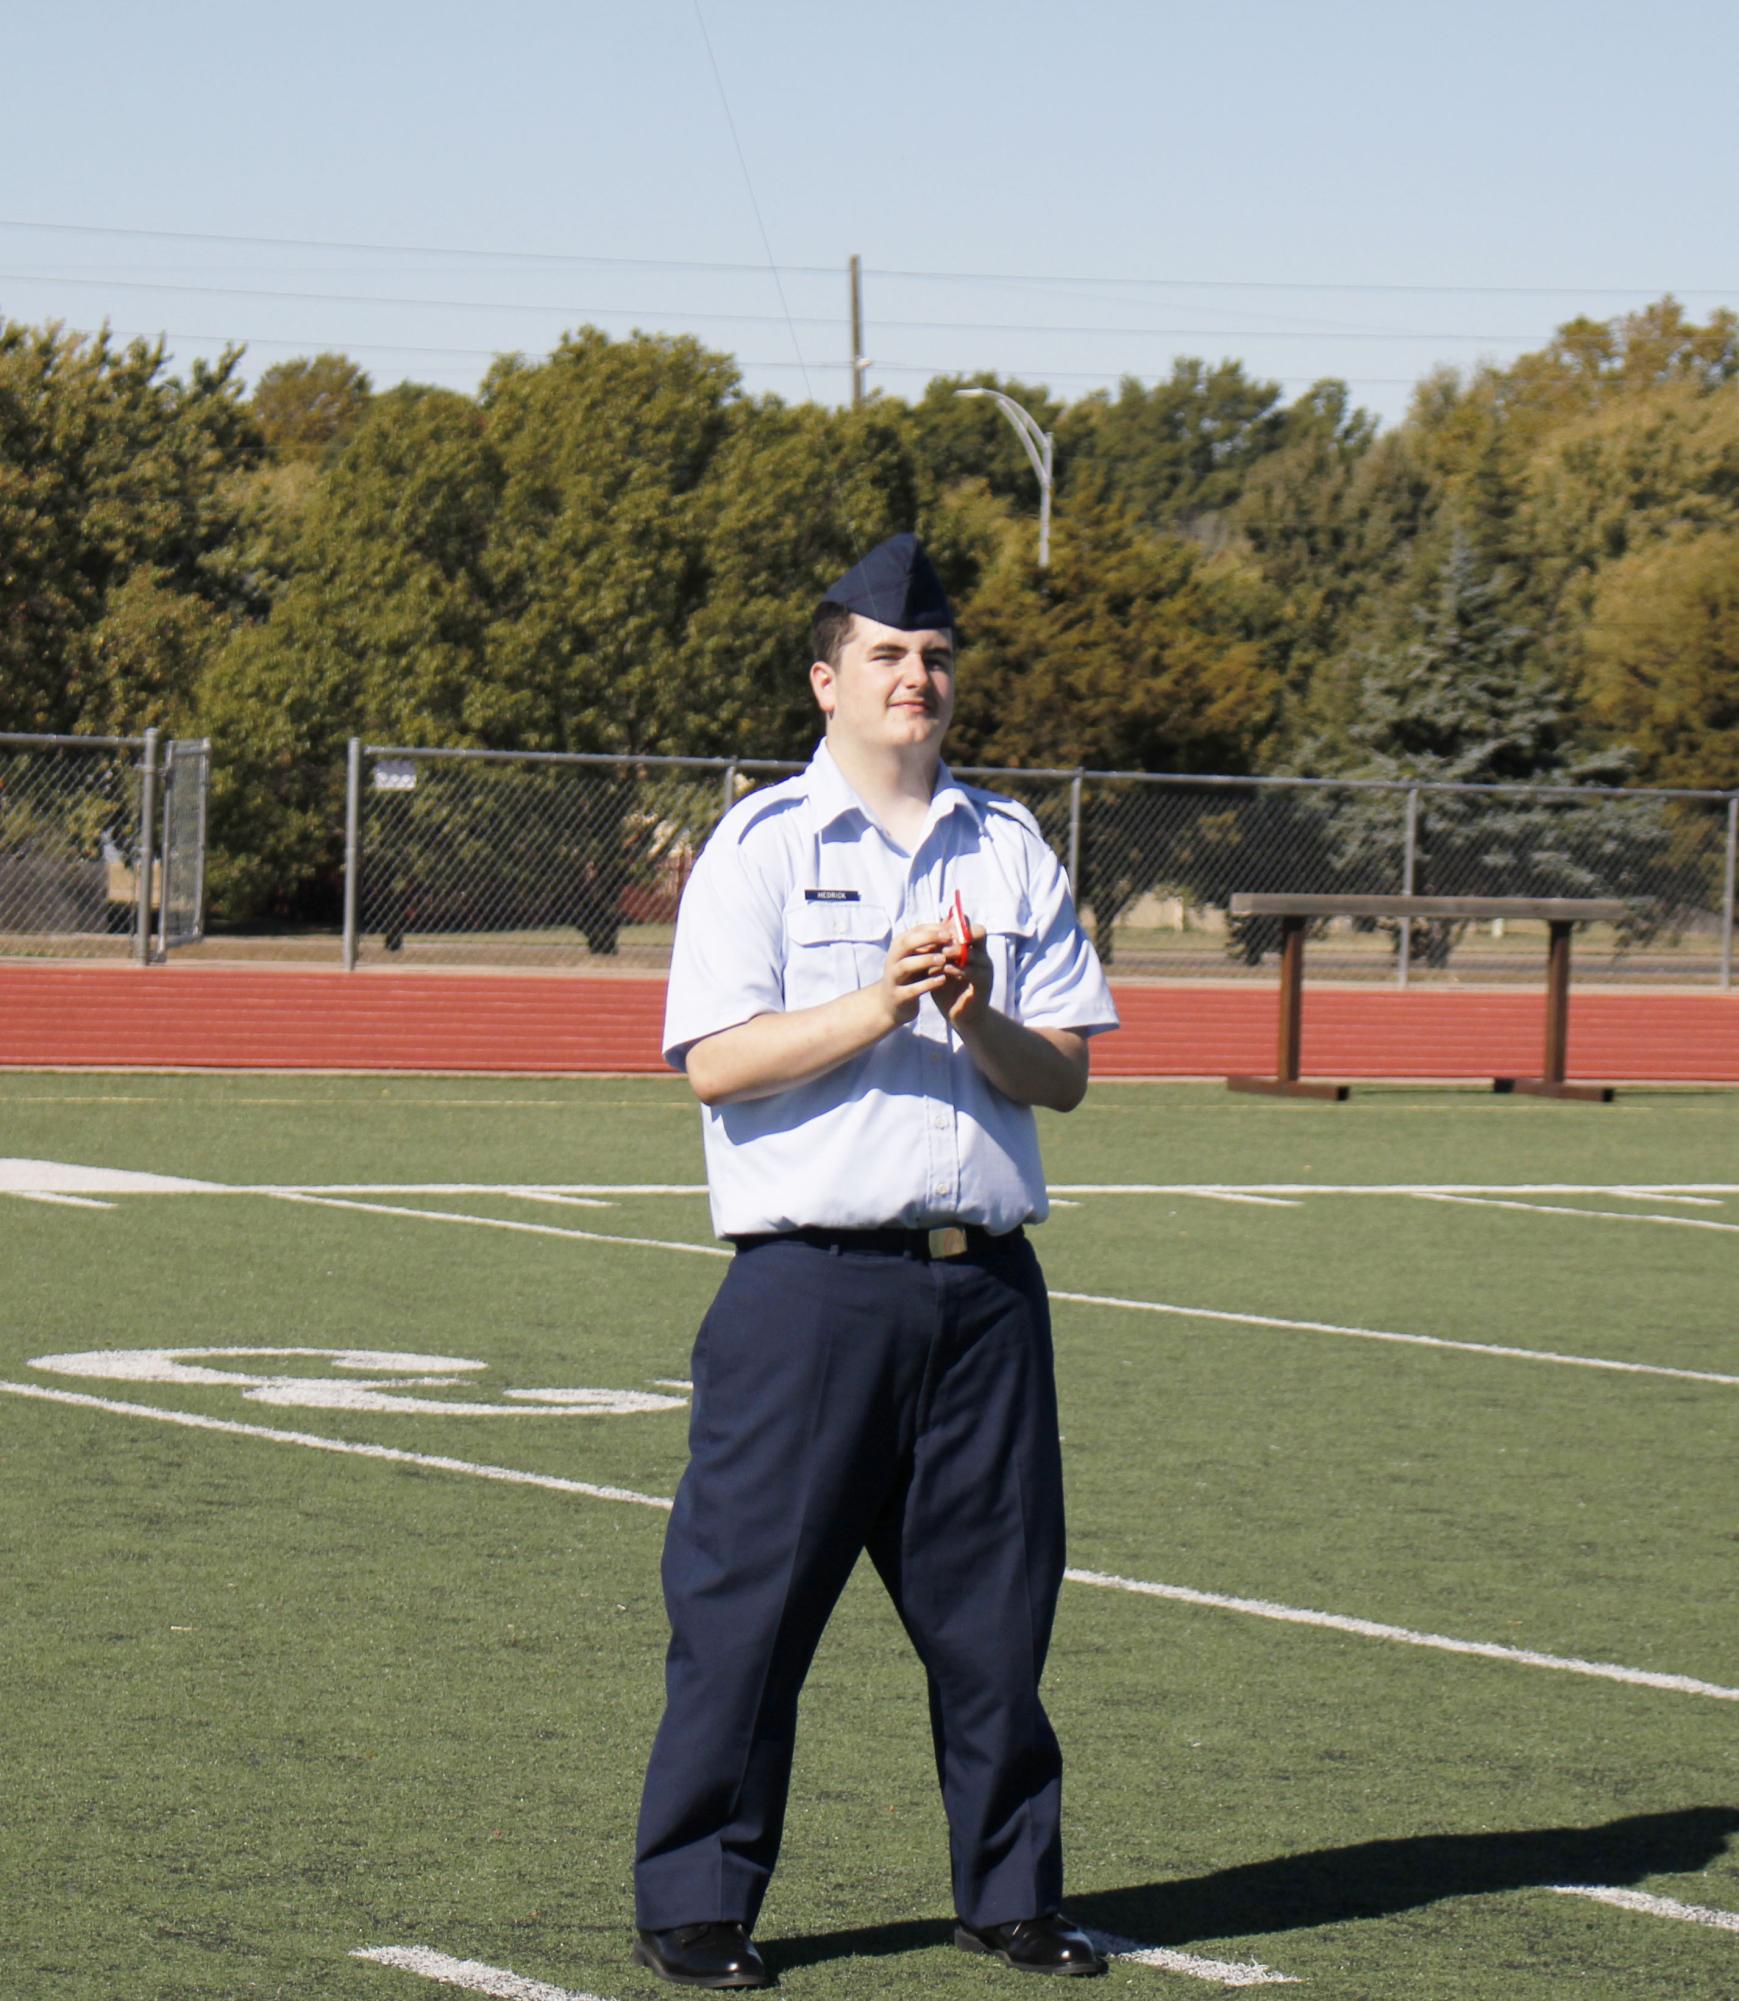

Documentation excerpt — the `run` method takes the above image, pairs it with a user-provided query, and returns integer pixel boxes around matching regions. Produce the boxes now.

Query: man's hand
[929,922,1088,1111]
[685,923,953,1106]
[683,919,1086,1112]
[880,922,957,1028]
[932,921,992,1027]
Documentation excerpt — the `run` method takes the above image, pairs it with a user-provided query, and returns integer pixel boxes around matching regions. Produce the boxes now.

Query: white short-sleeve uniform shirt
[664,741,1119,1239]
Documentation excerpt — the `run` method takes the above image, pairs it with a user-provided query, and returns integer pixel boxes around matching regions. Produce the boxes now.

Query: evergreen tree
[1336,528,1591,788]
[1313,529,1638,963]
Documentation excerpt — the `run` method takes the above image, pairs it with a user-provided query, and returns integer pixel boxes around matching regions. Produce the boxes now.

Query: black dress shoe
[954,1912,1108,1976]
[632,1921,772,1989]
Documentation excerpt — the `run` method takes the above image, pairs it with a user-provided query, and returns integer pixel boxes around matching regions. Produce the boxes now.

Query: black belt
[730,1224,1022,1261]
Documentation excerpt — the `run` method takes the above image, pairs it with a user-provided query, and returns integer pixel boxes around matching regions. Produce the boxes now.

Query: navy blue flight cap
[822,533,955,632]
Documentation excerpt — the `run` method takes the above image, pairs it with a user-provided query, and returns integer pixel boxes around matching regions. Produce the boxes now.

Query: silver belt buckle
[927,1225,969,1259]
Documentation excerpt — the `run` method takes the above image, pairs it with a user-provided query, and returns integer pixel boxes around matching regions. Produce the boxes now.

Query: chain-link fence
[342,743,1737,985]
[343,746,781,970]
[1,732,149,959]
[1,731,214,962]
[1079,774,1738,985]
[156,738,211,954]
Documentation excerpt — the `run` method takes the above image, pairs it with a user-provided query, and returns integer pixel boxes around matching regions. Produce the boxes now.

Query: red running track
[1,964,1734,1081]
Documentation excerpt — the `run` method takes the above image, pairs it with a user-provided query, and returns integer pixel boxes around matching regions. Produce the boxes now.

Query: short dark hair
[810,599,856,669]
[810,599,956,668]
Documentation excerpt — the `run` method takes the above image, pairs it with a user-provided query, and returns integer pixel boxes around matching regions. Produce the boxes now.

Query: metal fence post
[1721,794,1737,992]
[722,758,738,820]
[1396,785,1419,989]
[134,728,160,966]
[191,741,210,944]
[342,737,362,971]
[1067,770,1083,895]
[154,740,176,959]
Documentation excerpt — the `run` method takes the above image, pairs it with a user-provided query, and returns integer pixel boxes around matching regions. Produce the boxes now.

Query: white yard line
[1411,1192,1739,1234]
[264,1191,730,1260]
[1047,1289,1739,1388]
[0,1380,674,1511]
[1551,1886,1739,1932]
[7,1377,1736,1704]
[262,1183,708,1197]
[1064,1568,1739,1702]
[353,1936,1296,1993]
[255,1185,1736,1389]
[1172,1191,1303,1209]
[1090,1931,1299,1986]
[503,1190,616,1210]
[1045,1183,1739,1198]
[7,1190,115,1210]
[353,1946,610,2001]
[1608,1189,1726,1208]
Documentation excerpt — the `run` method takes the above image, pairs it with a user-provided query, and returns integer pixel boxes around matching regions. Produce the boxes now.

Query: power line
[53,322,1429,387]
[0,258,1580,339]
[0,216,830,279]
[3,218,1736,301]
[0,270,1552,344]
[866,265,1739,300]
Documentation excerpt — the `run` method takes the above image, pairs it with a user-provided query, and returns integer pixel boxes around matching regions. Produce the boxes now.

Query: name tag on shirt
[804,889,861,903]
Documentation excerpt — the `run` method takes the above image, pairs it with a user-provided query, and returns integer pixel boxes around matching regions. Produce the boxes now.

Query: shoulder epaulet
[965,783,1044,839]
[720,773,808,845]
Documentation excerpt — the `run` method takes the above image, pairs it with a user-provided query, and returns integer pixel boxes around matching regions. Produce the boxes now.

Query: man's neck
[825,732,942,850]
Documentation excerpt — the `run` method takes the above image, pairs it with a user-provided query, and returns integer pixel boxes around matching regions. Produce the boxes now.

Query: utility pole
[848,253,865,409]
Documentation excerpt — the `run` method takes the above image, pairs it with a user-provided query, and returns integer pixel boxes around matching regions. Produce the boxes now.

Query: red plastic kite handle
[950,888,971,968]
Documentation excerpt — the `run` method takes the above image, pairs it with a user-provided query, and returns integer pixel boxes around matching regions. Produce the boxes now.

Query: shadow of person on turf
[765,1806,1739,1969]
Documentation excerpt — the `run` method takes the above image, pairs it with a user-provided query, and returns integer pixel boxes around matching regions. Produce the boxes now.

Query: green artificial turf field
[3,1076,1735,2000]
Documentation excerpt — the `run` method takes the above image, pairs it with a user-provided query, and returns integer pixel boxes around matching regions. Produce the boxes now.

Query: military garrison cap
[821,533,955,632]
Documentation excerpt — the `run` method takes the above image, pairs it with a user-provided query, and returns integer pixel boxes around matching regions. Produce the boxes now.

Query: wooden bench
[1224,894,1630,1103]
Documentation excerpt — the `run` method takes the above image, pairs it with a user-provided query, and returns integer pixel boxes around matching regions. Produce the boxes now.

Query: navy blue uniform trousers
[634,1231,1066,1931]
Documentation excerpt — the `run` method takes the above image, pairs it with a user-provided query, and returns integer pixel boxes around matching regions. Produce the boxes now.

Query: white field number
[27,1347,687,1417]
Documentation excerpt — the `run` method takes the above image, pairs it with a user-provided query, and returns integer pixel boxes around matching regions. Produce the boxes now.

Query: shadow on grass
[766,1805,1739,1969]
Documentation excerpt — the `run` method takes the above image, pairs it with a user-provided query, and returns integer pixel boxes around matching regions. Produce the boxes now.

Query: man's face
[810,614,955,755]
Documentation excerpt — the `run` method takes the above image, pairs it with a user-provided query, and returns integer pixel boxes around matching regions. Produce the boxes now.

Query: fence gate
[155,738,211,955]
[1,730,145,959]
[0,729,213,963]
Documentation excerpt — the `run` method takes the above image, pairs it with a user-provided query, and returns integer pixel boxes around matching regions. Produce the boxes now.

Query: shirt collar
[806,738,983,841]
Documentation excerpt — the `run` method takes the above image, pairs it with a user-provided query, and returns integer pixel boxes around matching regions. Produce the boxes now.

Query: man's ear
[809,659,836,715]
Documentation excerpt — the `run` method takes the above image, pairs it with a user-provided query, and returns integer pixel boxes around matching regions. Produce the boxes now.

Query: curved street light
[954,387,1054,570]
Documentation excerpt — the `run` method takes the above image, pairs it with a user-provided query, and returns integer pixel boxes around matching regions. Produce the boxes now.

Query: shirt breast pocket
[784,896,893,1008]
[975,898,1035,1011]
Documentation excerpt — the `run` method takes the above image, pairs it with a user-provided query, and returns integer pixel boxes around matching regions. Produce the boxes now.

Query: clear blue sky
[7,0,1738,429]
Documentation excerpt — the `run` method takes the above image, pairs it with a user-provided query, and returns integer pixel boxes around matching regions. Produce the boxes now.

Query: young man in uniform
[633,534,1119,1988]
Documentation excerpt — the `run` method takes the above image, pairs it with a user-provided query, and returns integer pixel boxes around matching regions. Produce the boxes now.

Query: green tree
[1324,530,1590,787]
[196,384,501,920]
[686,398,926,756]
[1581,530,1739,790]
[949,490,1278,773]
[250,353,372,465]
[1059,358,1350,534]
[904,372,1064,515]
[944,492,1283,961]
[0,321,256,733]
[1233,396,1418,714]
[1308,530,1640,964]
[478,330,739,755]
